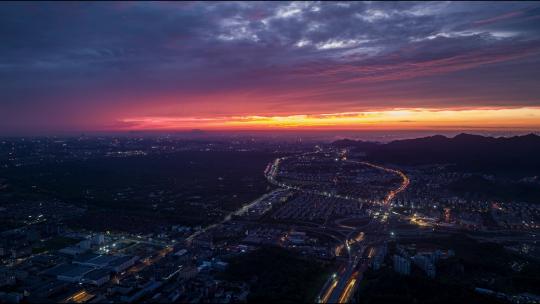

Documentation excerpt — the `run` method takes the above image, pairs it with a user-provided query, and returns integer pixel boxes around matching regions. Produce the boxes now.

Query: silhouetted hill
[333,133,540,176]
[448,174,540,202]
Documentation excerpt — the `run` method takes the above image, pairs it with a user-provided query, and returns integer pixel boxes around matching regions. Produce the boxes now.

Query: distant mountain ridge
[332,133,540,176]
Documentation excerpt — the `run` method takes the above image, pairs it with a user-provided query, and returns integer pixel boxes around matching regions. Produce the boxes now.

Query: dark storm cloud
[1,1,540,131]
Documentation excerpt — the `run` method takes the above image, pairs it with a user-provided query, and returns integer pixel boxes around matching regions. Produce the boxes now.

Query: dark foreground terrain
[0,149,275,232]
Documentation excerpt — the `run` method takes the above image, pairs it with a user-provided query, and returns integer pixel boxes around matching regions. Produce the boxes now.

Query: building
[91,234,105,245]
[412,254,436,278]
[0,292,23,304]
[74,253,118,268]
[212,261,229,271]
[59,241,90,256]
[178,266,198,280]
[10,246,32,259]
[73,253,138,273]
[287,231,306,245]
[56,265,94,283]
[108,255,139,273]
[370,245,387,271]
[0,269,16,287]
[82,269,110,286]
[191,234,213,249]
[393,255,411,275]
[120,281,162,303]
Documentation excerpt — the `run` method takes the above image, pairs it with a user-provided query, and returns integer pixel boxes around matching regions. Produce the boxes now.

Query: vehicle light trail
[339,278,357,303]
[321,280,338,303]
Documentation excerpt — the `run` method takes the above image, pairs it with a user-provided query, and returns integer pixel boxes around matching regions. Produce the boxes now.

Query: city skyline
[1,2,540,133]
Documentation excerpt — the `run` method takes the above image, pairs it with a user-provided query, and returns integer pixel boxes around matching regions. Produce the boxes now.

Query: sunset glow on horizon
[118,107,540,131]
[1,2,540,135]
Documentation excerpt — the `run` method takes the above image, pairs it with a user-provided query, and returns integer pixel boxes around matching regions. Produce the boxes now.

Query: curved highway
[264,150,410,304]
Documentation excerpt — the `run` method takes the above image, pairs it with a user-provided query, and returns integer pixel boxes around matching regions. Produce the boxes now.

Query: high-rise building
[393,255,411,275]
[412,254,436,278]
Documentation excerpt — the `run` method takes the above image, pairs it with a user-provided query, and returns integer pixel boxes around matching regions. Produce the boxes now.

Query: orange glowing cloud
[117,107,540,131]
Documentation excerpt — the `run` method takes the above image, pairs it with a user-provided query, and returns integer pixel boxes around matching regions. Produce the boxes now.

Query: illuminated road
[292,154,409,303]
[325,256,359,304]
[192,149,410,304]
[265,153,410,208]
[353,160,410,206]
[265,152,368,203]
[186,188,284,243]
[323,160,409,303]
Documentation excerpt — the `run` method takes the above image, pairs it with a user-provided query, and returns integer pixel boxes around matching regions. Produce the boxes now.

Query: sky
[1,1,540,134]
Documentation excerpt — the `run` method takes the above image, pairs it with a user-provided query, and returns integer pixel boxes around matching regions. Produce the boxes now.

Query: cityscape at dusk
[1,2,540,304]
